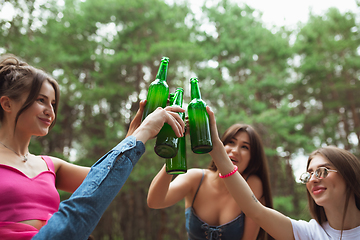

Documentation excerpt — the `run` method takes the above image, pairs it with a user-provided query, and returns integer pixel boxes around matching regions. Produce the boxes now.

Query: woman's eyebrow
[38,93,48,99]
[39,93,56,103]
[307,163,332,172]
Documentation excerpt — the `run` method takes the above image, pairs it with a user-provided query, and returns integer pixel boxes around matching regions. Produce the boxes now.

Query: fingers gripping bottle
[154,87,184,158]
[187,78,213,154]
[141,57,170,121]
[166,111,187,174]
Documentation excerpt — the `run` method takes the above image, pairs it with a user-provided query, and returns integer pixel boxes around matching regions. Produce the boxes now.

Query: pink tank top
[0,156,60,222]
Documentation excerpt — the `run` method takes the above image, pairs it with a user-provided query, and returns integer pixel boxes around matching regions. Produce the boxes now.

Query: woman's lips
[312,186,326,195]
[230,158,238,164]
[39,118,52,126]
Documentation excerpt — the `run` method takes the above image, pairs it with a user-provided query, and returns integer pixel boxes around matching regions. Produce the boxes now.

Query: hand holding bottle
[205,105,223,148]
[132,106,185,144]
[155,87,184,158]
[205,105,234,175]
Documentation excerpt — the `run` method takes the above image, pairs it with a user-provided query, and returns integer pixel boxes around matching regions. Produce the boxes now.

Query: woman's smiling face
[15,81,56,137]
[306,154,346,208]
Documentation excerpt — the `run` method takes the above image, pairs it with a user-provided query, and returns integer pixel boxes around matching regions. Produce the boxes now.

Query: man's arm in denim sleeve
[32,136,145,240]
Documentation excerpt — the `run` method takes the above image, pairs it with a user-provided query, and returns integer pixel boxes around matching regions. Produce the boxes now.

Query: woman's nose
[230,146,240,154]
[44,104,55,118]
[308,172,319,183]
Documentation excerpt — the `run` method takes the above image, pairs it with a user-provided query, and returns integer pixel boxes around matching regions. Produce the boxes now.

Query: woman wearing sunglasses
[206,106,360,240]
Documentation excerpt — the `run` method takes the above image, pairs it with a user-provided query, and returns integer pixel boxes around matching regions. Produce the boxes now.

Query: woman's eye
[242,145,249,150]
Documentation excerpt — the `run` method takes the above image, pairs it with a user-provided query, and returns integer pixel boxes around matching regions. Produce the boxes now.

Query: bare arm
[147,165,203,209]
[207,106,295,240]
[147,165,173,208]
[241,175,263,240]
[126,100,146,138]
[53,159,90,192]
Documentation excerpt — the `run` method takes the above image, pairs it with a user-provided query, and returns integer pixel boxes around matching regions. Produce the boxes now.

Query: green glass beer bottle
[141,57,170,121]
[187,77,213,154]
[166,111,187,174]
[154,87,184,158]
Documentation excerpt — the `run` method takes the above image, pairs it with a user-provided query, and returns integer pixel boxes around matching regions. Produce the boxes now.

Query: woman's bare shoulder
[177,168,206,184]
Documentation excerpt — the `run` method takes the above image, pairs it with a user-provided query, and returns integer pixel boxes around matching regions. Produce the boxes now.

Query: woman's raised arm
[206,106,295,240]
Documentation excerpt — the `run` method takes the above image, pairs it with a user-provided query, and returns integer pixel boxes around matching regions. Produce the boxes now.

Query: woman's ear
[0,96,12,113]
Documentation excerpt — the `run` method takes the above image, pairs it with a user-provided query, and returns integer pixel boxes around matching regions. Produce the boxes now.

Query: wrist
[132,127,151,144]
[219,165,238,178]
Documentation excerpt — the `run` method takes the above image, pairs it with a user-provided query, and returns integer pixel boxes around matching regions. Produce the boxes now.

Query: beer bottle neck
[173,89,183,107]
[190,81,201,100]
[156,62,168,81]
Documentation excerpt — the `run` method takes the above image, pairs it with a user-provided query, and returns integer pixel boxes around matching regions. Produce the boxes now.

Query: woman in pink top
[205,106,360,240]
[0,54,75,236]
[0,54,186,240]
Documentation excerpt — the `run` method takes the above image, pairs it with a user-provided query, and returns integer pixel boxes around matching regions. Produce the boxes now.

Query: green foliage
[272,183,312,221]
[273,195,295,213]
[1,0,359,238]
[293,7,360,156]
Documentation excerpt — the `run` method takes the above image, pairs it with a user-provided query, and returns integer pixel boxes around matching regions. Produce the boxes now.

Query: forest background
[1,0,360,239]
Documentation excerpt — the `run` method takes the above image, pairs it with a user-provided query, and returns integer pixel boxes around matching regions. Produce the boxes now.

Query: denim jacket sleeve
[32,136,145,240]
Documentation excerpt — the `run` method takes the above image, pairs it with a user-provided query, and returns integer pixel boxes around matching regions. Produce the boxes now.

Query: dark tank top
[185,170,245,240]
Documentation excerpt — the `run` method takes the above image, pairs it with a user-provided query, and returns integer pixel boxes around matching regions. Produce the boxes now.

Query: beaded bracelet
[219,165,238,178]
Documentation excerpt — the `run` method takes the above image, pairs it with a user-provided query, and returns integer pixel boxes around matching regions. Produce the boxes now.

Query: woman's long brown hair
[208,123,274,240]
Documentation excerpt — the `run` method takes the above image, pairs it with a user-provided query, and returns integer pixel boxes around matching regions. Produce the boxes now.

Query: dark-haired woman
[147,123,274,240]
[0,54,185,240]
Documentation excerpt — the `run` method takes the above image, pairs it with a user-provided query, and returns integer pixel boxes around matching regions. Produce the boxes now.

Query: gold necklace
[0,141,29,162]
